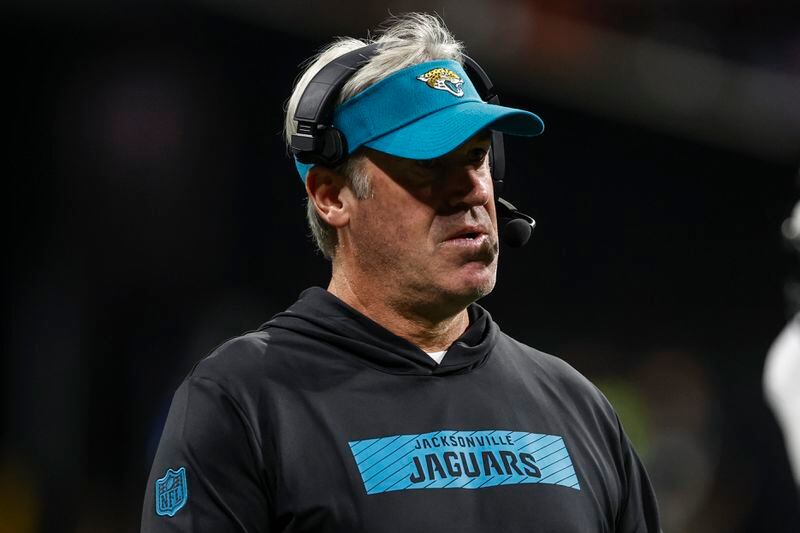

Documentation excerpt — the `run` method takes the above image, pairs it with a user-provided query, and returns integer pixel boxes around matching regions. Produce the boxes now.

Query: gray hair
[284,13,464,260]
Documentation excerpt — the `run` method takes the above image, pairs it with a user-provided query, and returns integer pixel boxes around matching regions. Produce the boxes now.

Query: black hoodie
[142,287,660,532]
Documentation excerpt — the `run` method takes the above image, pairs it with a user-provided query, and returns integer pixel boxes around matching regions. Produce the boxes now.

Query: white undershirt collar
[425,350,447,365]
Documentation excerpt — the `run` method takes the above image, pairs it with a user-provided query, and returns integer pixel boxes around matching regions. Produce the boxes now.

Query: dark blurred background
[4,1,800,531]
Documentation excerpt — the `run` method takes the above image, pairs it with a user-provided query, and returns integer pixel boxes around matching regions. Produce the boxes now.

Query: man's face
[343,131,499,315]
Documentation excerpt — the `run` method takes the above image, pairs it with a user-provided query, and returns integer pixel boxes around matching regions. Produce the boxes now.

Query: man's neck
[327,271,470,353]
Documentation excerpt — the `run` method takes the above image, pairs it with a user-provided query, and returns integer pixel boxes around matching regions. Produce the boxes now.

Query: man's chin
[441,266,497,303]
[405,269,495,322]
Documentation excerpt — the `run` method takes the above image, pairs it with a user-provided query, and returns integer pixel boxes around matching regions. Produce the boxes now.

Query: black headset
[290,43,536,247]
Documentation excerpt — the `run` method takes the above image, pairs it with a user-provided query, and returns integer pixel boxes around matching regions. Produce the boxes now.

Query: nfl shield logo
[155,466,188,517]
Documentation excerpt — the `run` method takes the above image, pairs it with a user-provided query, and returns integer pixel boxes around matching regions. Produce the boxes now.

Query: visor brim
[363,102,544,160]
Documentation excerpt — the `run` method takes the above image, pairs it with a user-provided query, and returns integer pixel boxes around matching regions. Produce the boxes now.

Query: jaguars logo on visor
[416,68,465,97]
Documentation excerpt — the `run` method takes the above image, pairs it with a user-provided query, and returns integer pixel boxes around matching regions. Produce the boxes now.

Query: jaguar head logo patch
[155,466,188,517]
[416,68,465,97]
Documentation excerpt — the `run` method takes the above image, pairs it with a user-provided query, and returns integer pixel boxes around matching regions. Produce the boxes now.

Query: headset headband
[291,44,381,160]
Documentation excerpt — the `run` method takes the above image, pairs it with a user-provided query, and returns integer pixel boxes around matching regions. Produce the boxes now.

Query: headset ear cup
[493,177,504,198]
[319,128,348,167]
[490,131,504,197]
[490,131,505,183]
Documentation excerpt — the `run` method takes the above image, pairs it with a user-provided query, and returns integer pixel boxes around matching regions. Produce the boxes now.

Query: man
[142,13,661,532]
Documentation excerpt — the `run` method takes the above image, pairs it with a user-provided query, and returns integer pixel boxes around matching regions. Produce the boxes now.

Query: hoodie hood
[263,287,497,376]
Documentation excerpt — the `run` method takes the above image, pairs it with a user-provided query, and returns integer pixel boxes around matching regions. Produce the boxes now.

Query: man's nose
[445,166,492,209]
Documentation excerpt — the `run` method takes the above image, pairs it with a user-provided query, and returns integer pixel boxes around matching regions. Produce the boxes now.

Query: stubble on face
[340,137,499,320]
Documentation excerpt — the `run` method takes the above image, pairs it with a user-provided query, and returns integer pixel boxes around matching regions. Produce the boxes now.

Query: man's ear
[305,166,352,229]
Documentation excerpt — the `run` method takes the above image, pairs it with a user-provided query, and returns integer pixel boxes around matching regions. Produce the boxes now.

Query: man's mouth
[441,226,497,257]
[444,226,489,242]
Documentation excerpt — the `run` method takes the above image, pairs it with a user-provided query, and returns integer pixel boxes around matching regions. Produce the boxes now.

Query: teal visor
[294,59,544,181]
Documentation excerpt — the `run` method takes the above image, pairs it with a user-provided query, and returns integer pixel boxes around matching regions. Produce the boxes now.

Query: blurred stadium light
[194,0,800,163]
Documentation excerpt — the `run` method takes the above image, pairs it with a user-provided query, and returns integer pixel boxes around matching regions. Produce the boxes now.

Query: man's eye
[470,148,489,163]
